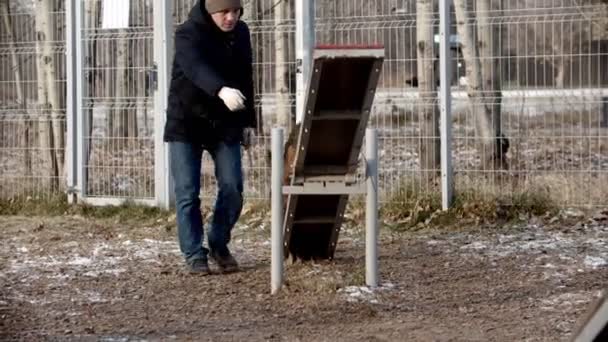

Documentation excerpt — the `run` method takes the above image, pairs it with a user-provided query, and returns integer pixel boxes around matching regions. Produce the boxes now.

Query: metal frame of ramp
[281,46,384,261]
[570,291,608,342]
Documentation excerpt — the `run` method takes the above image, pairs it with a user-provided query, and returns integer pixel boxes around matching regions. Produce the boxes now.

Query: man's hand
[218,87,245,112]
[242,127,255,149]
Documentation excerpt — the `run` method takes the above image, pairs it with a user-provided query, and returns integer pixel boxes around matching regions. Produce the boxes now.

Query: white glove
[218,87,246,112]
[242,127,255,149]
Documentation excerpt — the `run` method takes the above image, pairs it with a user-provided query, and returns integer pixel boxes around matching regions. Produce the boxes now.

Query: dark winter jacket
[163,0,256,146]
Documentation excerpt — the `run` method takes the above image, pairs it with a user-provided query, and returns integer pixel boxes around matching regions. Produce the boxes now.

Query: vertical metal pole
[365,128,378,288]
[295,0,315,124]
[153,0,174,209]
[439,0,454,210]
[271,128,284,294]
[66,0,77,203]
[75,0,86,202]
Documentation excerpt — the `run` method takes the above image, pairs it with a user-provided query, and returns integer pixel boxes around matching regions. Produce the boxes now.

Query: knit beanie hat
[205,0,242,14]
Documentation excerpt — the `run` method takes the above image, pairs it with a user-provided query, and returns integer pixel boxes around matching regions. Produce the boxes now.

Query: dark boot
[210,249,238,273]
[187,258,211,275]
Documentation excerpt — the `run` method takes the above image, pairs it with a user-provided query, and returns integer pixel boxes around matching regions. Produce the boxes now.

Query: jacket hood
[189,0,210,26]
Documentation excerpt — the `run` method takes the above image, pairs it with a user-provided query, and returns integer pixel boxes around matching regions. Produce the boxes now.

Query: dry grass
[0,194,171,223]
[357,174,563,231]
[2,168,605,232]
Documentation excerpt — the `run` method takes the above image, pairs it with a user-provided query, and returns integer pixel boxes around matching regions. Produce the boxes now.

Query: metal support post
[66,0,78,203]
[153,0,174,209]
[439,0,454,210]
[365,128,379,287]
[271,128,285,294]
[75,0,86,202]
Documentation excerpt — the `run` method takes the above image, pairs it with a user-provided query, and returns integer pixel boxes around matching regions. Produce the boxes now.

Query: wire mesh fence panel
[451,0,608,207]
[315,0,439,205]
[1,0,607,208]
[0,0,66,200]
[80,0,155,200]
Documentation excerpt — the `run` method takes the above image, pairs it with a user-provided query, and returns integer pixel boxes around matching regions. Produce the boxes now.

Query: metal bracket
[65,186,80,195]
[283,181,366,195]
[293,173,360,185]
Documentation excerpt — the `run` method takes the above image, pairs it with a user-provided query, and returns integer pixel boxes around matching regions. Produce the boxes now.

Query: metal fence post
[366,128,379,288]
[271,127,284,294]
[66,0,78,204]
[153,0,174,209]
[295,0,315,124]
[439,0,454,210]
[75,0,86,202]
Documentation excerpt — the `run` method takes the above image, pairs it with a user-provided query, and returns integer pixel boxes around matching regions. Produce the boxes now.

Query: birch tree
[34,0,62,189]
[476,0,507,169]
[454,0,507,170]
[242,0,263,132]
[85,0,100,163]
[1,0,31,175]
[521,0,593,88]
[416,0,440,178]
[108,1,137,142]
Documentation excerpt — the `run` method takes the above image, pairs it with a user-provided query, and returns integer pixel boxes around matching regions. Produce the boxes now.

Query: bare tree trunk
[454,0,494,170]
[318,0,336,44]
[274,0,291,132]
[1,0,32,176]
[104,36,114,140]
[110,29,131,142]
[85,0,100,163]
[416,0,440,181]
[47,9,64,182]
[553,51,566,88]
[134,0,148,137]
[242,0,259,128]
[34,0,60,190]
[242,0,265,133]
[1,1,24,109]
[127,2,139,139]
[476,0,507,169]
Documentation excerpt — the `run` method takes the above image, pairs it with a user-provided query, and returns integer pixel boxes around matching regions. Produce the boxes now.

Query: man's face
[210,8,240,32]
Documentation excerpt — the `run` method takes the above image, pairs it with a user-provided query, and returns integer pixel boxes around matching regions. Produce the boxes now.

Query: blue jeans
[169,141,243,264]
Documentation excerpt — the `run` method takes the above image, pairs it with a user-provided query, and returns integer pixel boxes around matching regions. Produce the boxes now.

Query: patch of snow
[539,291,592,311]
[83,268,127,277]
[425,240,443,246]
[67,256,94,266]
[62,241,80,249]
[460,241,487,250]
[584,255,607,269]
[338,283,396,304]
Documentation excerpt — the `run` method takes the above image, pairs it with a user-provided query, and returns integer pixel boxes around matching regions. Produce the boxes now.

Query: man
[163,0,257,275]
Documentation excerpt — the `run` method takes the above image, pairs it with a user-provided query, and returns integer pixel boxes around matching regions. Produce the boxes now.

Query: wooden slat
[293,216,337,224]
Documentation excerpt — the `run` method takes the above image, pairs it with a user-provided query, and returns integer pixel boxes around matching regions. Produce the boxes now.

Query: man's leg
[207,141,243,269]
[169,142,209,272]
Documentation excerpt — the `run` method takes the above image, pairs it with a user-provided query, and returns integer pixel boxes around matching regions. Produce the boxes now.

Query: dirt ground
[1,212,607,341]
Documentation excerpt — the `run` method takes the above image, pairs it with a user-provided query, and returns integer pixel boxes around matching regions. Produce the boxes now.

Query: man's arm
[174,24,226,97]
